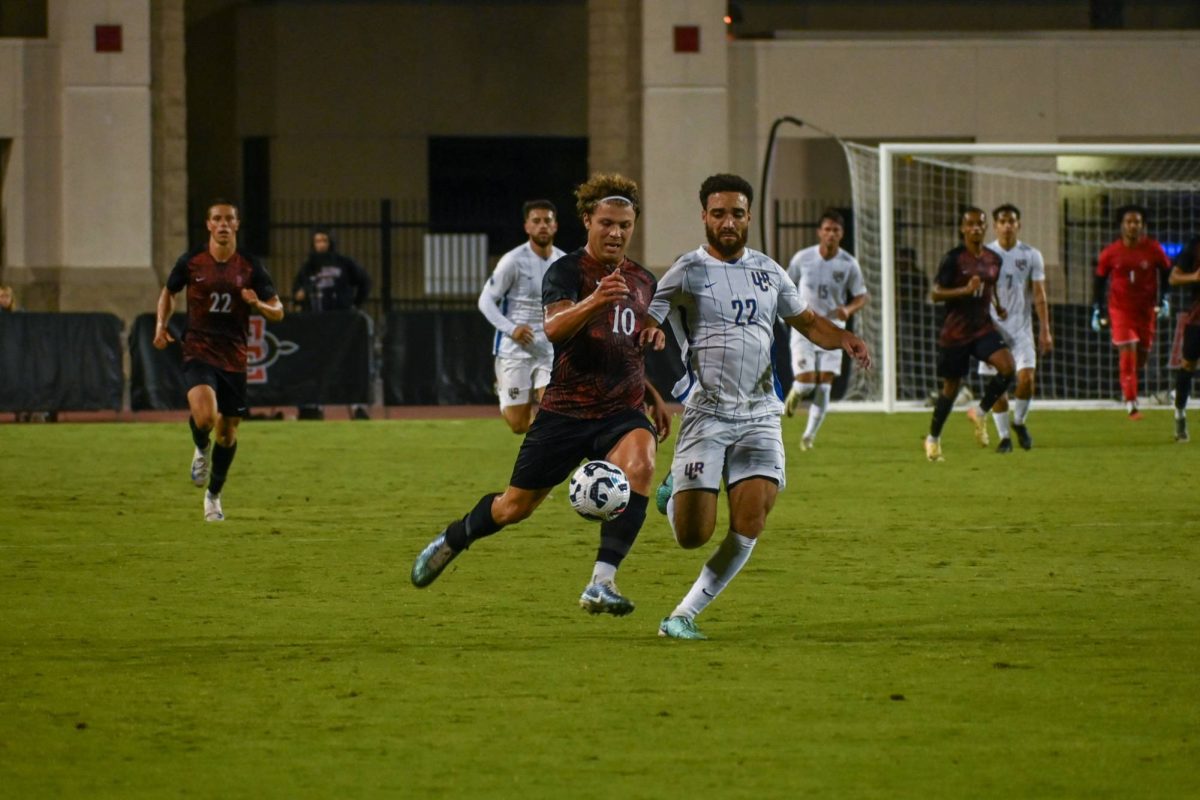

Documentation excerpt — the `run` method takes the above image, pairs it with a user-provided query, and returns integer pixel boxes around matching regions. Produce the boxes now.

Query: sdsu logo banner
[246,316,299,384]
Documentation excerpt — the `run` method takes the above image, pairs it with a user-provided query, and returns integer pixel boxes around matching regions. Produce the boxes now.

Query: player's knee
[193,412,217,431]
[492,494,534,525]
[672,523,712,550]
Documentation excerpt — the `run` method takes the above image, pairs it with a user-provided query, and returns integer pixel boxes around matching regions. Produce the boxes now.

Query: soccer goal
[840,142,1200,411]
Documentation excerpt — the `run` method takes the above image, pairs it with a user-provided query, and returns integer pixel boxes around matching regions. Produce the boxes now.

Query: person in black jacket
[292,229,372,419]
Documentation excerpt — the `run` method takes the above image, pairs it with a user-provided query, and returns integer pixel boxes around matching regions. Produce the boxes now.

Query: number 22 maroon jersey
[166,247,279,373]
[539,248,658,419]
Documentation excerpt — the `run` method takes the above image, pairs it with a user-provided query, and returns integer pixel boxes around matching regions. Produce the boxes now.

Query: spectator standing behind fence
[154,199,284,522]
[477,201,566,434]
[0,284,16,313]
[292,228,372,420]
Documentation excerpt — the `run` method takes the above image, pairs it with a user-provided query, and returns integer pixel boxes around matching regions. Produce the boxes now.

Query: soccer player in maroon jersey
[411,174,671,617]
[1092,206,1172,419]
[1168,235,1200,442]
[153,200,284,521]
[923,207,1016,462]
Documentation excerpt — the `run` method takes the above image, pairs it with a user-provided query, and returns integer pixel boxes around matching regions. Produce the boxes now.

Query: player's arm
[930,252,977,302]
[642,379,671,441]
[1033,280,1053,354]
[153,286,176,349]
[835,290,869,322]
[544,271,629,344]
[1169,239,1200,286]
[477,260,530,344]
[785,308,871,370]
[242,289,285,322]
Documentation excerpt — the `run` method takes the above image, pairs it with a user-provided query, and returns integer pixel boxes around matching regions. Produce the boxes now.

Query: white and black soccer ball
[568,460,631,522]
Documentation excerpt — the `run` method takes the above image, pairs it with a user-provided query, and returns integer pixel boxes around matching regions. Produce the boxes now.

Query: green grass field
[1,409,1197,798]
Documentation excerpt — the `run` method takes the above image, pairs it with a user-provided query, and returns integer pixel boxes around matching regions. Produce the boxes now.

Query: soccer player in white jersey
[477,201,566,433]
[783,209,870,449]
[646,174,870,640]
[978,203,1052,452]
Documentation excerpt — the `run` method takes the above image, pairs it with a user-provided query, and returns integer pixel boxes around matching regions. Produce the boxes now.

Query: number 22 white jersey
[649,246,806,420]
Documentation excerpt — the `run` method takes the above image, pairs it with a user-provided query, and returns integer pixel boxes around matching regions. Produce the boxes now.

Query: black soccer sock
[929,394,955,438]
[207,442,237,496]
[596,491,648,569]
[189,416,211,451]
[1176,368,1194,413]
[444,493,502,552]
[979,373,1013,414]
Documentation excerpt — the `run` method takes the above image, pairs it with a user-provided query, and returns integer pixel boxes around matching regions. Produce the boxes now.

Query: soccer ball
[568,460,631,522]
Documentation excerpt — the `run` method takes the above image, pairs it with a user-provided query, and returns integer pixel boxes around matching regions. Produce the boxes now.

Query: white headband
[596,195,634,206]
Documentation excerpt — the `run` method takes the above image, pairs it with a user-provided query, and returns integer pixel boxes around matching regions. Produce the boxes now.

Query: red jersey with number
[539,248,657,419]
[934,245,1001,347]
[1096,237,1169,315]
[166,247,278,373]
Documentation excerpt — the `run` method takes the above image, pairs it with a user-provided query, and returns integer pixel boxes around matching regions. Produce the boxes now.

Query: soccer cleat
[579,579,635,616]
[996,438,1013,454]
[1126,402,1142,420]
[1012,423,1033,450]
[658,615,708,640]
[799,436,815,451]
[654,473,673,515]
[924,438,944,462]
[966,406,989,447]
[783,387,801,417]
[191,445,211,488]
[203,491,224,522]
[1176,417,1190,443]
[411,530,459,588]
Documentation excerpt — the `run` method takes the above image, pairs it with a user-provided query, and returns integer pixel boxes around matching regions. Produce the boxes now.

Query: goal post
[842,142,1200,412]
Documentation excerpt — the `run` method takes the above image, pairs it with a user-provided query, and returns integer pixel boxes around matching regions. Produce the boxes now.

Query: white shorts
[495,356,552,408]
[790,329,843,378]
[978,327,1036,374]
[670,409,787,495]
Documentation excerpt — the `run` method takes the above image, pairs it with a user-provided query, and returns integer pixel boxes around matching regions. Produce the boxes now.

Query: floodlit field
[1,410,1196,798]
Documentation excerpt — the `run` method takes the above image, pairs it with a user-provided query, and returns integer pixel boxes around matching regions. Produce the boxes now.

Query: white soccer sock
[672,532,757,620]
[803,384,831,439]
[797,382,816,401]
[993,409,1011,440]
[1013,398,1031,425]
[591,561,617,585]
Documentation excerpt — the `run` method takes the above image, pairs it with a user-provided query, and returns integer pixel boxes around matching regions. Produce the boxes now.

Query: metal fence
[772,198,854,263]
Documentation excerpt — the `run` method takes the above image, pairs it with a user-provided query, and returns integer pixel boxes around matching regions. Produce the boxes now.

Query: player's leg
[202,369,249,522]
[661,418,782,641]
[496,357,537,434]
[412,410,580,588]
[801,357,838,448]
[183,363,219,487]
[1011,366,1036,450]
[927,345,968,460]
[977,358,1011,451]
[784,331,815,417]
[1174,325,1200,442]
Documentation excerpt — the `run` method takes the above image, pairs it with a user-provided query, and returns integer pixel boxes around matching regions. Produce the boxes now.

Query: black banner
[0,313,124,412]
[129,311,372,410]
[382,310,495,404]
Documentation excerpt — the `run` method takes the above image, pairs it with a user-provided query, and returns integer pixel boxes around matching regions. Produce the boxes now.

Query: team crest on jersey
[751,271,772,291]
[833,270,846,283]
[508,387,520,400]
[246,316,300,384]
[1016,259,1028,272]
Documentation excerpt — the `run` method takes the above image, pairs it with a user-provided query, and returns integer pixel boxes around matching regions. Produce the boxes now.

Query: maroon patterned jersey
[539,249,658,419]
[1177,237,1200,326]
[166,247,278,373]
[935,245,1001,347]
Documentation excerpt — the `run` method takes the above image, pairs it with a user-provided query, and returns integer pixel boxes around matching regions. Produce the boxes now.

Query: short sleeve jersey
[935,245,1002,347]
[984,239,1046,338]
[786,245,866,330]
[479,241,564,360]
[166,247,278,373]
[539,248,657,419]
[1175,237,1200,326]
[1096,237,1170,315]
[649,246,805,420]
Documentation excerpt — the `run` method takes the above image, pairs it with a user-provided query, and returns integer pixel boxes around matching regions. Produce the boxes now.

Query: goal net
[841,143,1200,411]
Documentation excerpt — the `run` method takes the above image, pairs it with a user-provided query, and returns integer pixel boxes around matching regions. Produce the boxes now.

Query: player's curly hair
[575,173,640,219]
[699,174,754,209]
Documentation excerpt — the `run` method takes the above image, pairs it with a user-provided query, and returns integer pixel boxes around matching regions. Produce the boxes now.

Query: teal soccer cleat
[579,580,635,616]
[411,530,459,588]
[654,473,673,515]
[658,615,707,640]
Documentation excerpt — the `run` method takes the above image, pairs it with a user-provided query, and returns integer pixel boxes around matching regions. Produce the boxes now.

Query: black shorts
[1183,323,1200,363]
[183,359,249,418]
[509,408,656,490]
[937,330,1007,380]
